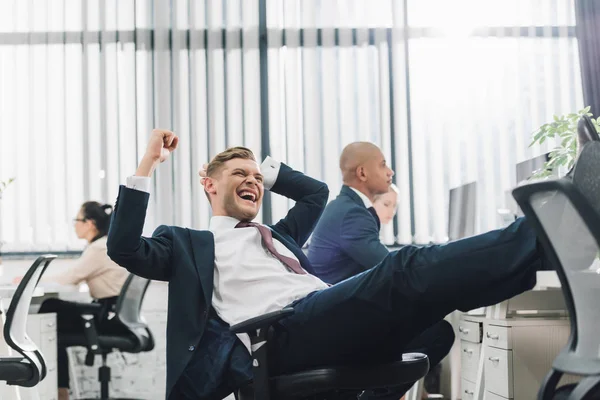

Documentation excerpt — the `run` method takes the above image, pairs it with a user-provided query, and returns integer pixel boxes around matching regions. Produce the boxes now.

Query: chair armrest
[230,307,295,335]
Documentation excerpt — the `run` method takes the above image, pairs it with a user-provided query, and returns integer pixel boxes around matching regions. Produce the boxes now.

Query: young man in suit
[108,129,596,400]
[308,142,454,399]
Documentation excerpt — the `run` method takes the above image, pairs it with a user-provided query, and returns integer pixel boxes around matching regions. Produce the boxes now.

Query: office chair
[0,254,55,387]
[230,308,430,400]
[512,141,600,400]
[60,274,154,400]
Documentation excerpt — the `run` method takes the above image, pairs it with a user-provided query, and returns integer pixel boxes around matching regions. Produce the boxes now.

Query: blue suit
[106,163,329,399]
[308,185,389,284]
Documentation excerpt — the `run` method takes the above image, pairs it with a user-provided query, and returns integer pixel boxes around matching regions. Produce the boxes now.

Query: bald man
[308,142,395,283]
[308,142,454,399]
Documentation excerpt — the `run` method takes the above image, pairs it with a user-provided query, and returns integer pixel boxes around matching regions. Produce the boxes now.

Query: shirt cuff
[126,176,151,193]
[261,156,281,191]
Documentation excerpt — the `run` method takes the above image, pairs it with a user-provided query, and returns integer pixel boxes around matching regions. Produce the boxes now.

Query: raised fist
[145,129,179,163]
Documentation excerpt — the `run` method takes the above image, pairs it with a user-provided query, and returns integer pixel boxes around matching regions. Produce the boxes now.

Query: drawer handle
[49,367,56,372]
[458,326,470,334]
[486,332,499,340]
[47,322,55,328]
[464,389,474,395]
[48,337,56,342]
[489,356,500,362]
[462,348,473,354]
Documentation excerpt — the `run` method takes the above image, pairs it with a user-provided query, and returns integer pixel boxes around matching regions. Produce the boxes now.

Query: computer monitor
[516,153,550,184]
[448,182,477,241]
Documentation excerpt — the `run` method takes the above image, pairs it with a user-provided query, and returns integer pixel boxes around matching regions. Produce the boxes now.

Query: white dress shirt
[126,157,328,352]
[349,186,373,208]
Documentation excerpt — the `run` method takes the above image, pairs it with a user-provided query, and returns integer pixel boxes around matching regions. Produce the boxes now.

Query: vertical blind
[0,0,583,252]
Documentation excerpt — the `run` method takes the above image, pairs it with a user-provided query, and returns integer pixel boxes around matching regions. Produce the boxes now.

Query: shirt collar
[209,216,241,232]
[348,187,373,208]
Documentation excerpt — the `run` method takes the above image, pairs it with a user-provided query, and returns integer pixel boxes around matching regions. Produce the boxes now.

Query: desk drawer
[40,314,57,334]
[461,379,476,400]
[485,347,513,398]
[460,341,481,382]
[41,330,57,370]
[458,320,481,343]
[484,324,512,350]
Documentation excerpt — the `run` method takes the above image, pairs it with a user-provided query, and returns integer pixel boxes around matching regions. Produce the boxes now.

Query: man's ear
[356,165,367,182]
[204,177,218,196]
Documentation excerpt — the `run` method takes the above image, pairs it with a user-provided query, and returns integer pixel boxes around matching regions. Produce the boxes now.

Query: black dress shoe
[577,115,600,153]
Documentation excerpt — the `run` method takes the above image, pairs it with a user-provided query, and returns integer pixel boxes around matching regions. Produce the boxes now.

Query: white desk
[459,271,574,400]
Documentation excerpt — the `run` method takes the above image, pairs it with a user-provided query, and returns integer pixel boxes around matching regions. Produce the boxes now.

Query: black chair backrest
[114,274,154,352]
[512,149,600,376]
[4,255,56,387]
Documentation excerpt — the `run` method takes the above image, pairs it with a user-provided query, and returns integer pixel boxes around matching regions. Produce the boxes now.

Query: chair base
[77,397,146,400]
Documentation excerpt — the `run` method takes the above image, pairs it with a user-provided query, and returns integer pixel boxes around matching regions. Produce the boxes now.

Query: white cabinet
[10,313,59,400]
[460,316,576,400]
[459,316,483,396]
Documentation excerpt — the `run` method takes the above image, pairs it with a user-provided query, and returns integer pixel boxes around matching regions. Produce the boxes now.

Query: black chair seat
[60,333,143,352]
[0,357,35,383]
[239,352,429,399]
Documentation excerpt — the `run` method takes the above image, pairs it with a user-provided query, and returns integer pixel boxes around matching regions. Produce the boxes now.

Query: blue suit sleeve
[340,207,389,270]
[270,163,329,247]
[107,185,173,281]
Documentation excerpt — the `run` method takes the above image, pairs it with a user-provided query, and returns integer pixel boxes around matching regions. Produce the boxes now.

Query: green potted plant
[530,107,600,179]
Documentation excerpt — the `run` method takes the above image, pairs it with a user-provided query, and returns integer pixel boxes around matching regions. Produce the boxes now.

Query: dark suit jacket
[106,163,329,399]
[307,185,389,284]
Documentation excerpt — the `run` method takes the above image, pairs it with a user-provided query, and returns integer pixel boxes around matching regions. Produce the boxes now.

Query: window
[0,0,583,252]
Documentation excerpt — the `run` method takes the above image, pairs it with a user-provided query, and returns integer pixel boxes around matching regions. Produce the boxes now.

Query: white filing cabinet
[19,313,58,400]
[458,317,483,400]
[460,315,576,400]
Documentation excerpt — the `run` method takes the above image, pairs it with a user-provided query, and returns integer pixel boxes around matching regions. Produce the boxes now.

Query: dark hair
[80,201,113,242]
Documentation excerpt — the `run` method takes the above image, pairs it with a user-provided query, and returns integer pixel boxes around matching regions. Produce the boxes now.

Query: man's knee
[38,297,63,313]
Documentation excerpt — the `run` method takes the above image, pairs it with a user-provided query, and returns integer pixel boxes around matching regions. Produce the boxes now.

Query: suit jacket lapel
[187,229,216,307]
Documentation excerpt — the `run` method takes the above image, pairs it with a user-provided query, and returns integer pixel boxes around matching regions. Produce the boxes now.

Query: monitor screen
[448,182,477,241]
[516,153,550,184]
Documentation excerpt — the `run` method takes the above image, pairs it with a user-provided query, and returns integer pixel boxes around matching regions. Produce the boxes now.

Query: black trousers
[268,218,543,398]
[358,320,455,399]
[38,296,119,389]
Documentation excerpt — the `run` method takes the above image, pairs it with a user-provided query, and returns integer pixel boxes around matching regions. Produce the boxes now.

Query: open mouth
[237,190,257,204]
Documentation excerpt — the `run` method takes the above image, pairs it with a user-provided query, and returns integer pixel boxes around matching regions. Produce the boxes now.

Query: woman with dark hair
[18,201,129,400]
[41,201,128,297]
